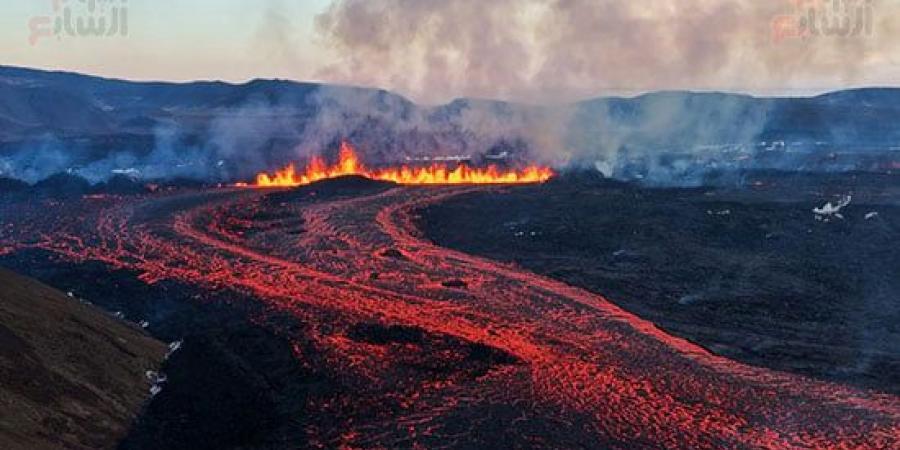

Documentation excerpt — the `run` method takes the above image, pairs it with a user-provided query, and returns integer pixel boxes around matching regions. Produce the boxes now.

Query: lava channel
[0,185,898,449]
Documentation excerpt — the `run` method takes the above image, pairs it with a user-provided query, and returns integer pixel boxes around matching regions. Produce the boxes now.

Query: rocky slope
[0,268,166,450]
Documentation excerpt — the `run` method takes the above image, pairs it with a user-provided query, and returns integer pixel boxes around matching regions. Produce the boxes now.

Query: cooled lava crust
[0,177,898,449]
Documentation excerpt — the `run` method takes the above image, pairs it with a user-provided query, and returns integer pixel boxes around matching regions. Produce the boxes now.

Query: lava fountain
[241,141,554,187]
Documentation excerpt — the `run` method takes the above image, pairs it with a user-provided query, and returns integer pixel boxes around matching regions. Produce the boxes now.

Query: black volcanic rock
[346,322,520,368]
[303,174,396,192]
[31,173,91,198]
[380,248,405,260]
[551,167,631,188]
[146,177,208,190]
[92,174,148,195]
[266,175,397,205]
[0,177,28,193]
[421,173,900,394]
[0,252,337,450]
[441,279,468,289]
[348,323,426,345]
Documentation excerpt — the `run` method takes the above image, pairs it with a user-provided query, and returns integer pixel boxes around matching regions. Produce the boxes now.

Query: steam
[1,126,221,184]
[0,73,893,187]
[0,84,872,187]
[0,135,71,184]
[313,0,900,104]
[281,86,576,167]
[0,101,310,184]
[3,0,898,186]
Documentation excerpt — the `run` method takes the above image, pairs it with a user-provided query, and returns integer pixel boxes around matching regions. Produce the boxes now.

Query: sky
[2,0,899,104]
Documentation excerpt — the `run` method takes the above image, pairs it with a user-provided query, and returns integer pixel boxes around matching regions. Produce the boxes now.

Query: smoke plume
[313,0,899,104]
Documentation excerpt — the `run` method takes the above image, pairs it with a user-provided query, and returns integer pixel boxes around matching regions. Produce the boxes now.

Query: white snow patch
[166,340,183,359]
[813,195,852,222]
[111,168,140,176]
[146,370,169,396]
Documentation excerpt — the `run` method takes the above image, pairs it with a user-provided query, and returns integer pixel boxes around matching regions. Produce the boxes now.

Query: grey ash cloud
[312,0,899,104]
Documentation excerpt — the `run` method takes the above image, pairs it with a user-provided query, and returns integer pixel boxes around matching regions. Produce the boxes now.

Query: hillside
[1,65,899,185]
[0,267,166,450]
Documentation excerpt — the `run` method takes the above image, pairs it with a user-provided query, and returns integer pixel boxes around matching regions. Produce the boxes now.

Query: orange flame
[244,141,554,188]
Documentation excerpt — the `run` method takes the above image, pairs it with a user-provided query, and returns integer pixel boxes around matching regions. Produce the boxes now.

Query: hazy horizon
[3,1,899,104]
[6,62,900,108]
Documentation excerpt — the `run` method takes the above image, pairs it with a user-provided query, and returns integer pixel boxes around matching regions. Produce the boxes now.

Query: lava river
[1,185,898,449]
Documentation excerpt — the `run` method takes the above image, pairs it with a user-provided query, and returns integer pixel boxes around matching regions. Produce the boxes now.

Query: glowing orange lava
[2,186,899,448]
[243,141,554,187]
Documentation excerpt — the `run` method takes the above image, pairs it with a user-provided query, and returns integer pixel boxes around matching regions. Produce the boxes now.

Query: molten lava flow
[247,141,554,187]
[1,186,899,448]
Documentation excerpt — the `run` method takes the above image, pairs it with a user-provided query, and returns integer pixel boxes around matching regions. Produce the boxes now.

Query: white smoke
[309,0,899,104]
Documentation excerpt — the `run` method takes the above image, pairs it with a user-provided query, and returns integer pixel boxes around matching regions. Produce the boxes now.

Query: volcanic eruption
[242,141,554,187]
[2,179,898,449]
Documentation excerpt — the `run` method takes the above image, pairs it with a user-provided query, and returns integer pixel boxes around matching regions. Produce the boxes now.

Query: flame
[245,141,554,187]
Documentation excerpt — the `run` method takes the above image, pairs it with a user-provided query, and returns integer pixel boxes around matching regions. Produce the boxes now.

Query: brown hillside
[0,267,166,450]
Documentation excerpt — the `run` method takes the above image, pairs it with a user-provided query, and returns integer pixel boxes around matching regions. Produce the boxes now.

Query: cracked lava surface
[1,185,898,449]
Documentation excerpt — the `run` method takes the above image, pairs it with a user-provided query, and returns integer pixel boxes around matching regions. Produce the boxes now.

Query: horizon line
[2,63,899,107]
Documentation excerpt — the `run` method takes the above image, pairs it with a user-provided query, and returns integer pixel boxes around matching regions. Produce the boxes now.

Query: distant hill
[571,89,900,147]
[0,177,28,192]
[0,267,165,450]
[1,65,898,184]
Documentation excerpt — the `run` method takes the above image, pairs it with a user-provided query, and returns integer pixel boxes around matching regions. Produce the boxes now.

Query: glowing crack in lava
[1,186,898,448]
[242,141,554,187]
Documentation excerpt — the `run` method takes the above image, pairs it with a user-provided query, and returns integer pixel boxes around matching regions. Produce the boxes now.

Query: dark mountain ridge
[1,65,898,184]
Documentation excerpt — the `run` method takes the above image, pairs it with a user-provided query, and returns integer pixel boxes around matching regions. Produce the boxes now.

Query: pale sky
[2,1,334,83]
[2,0,899,104]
